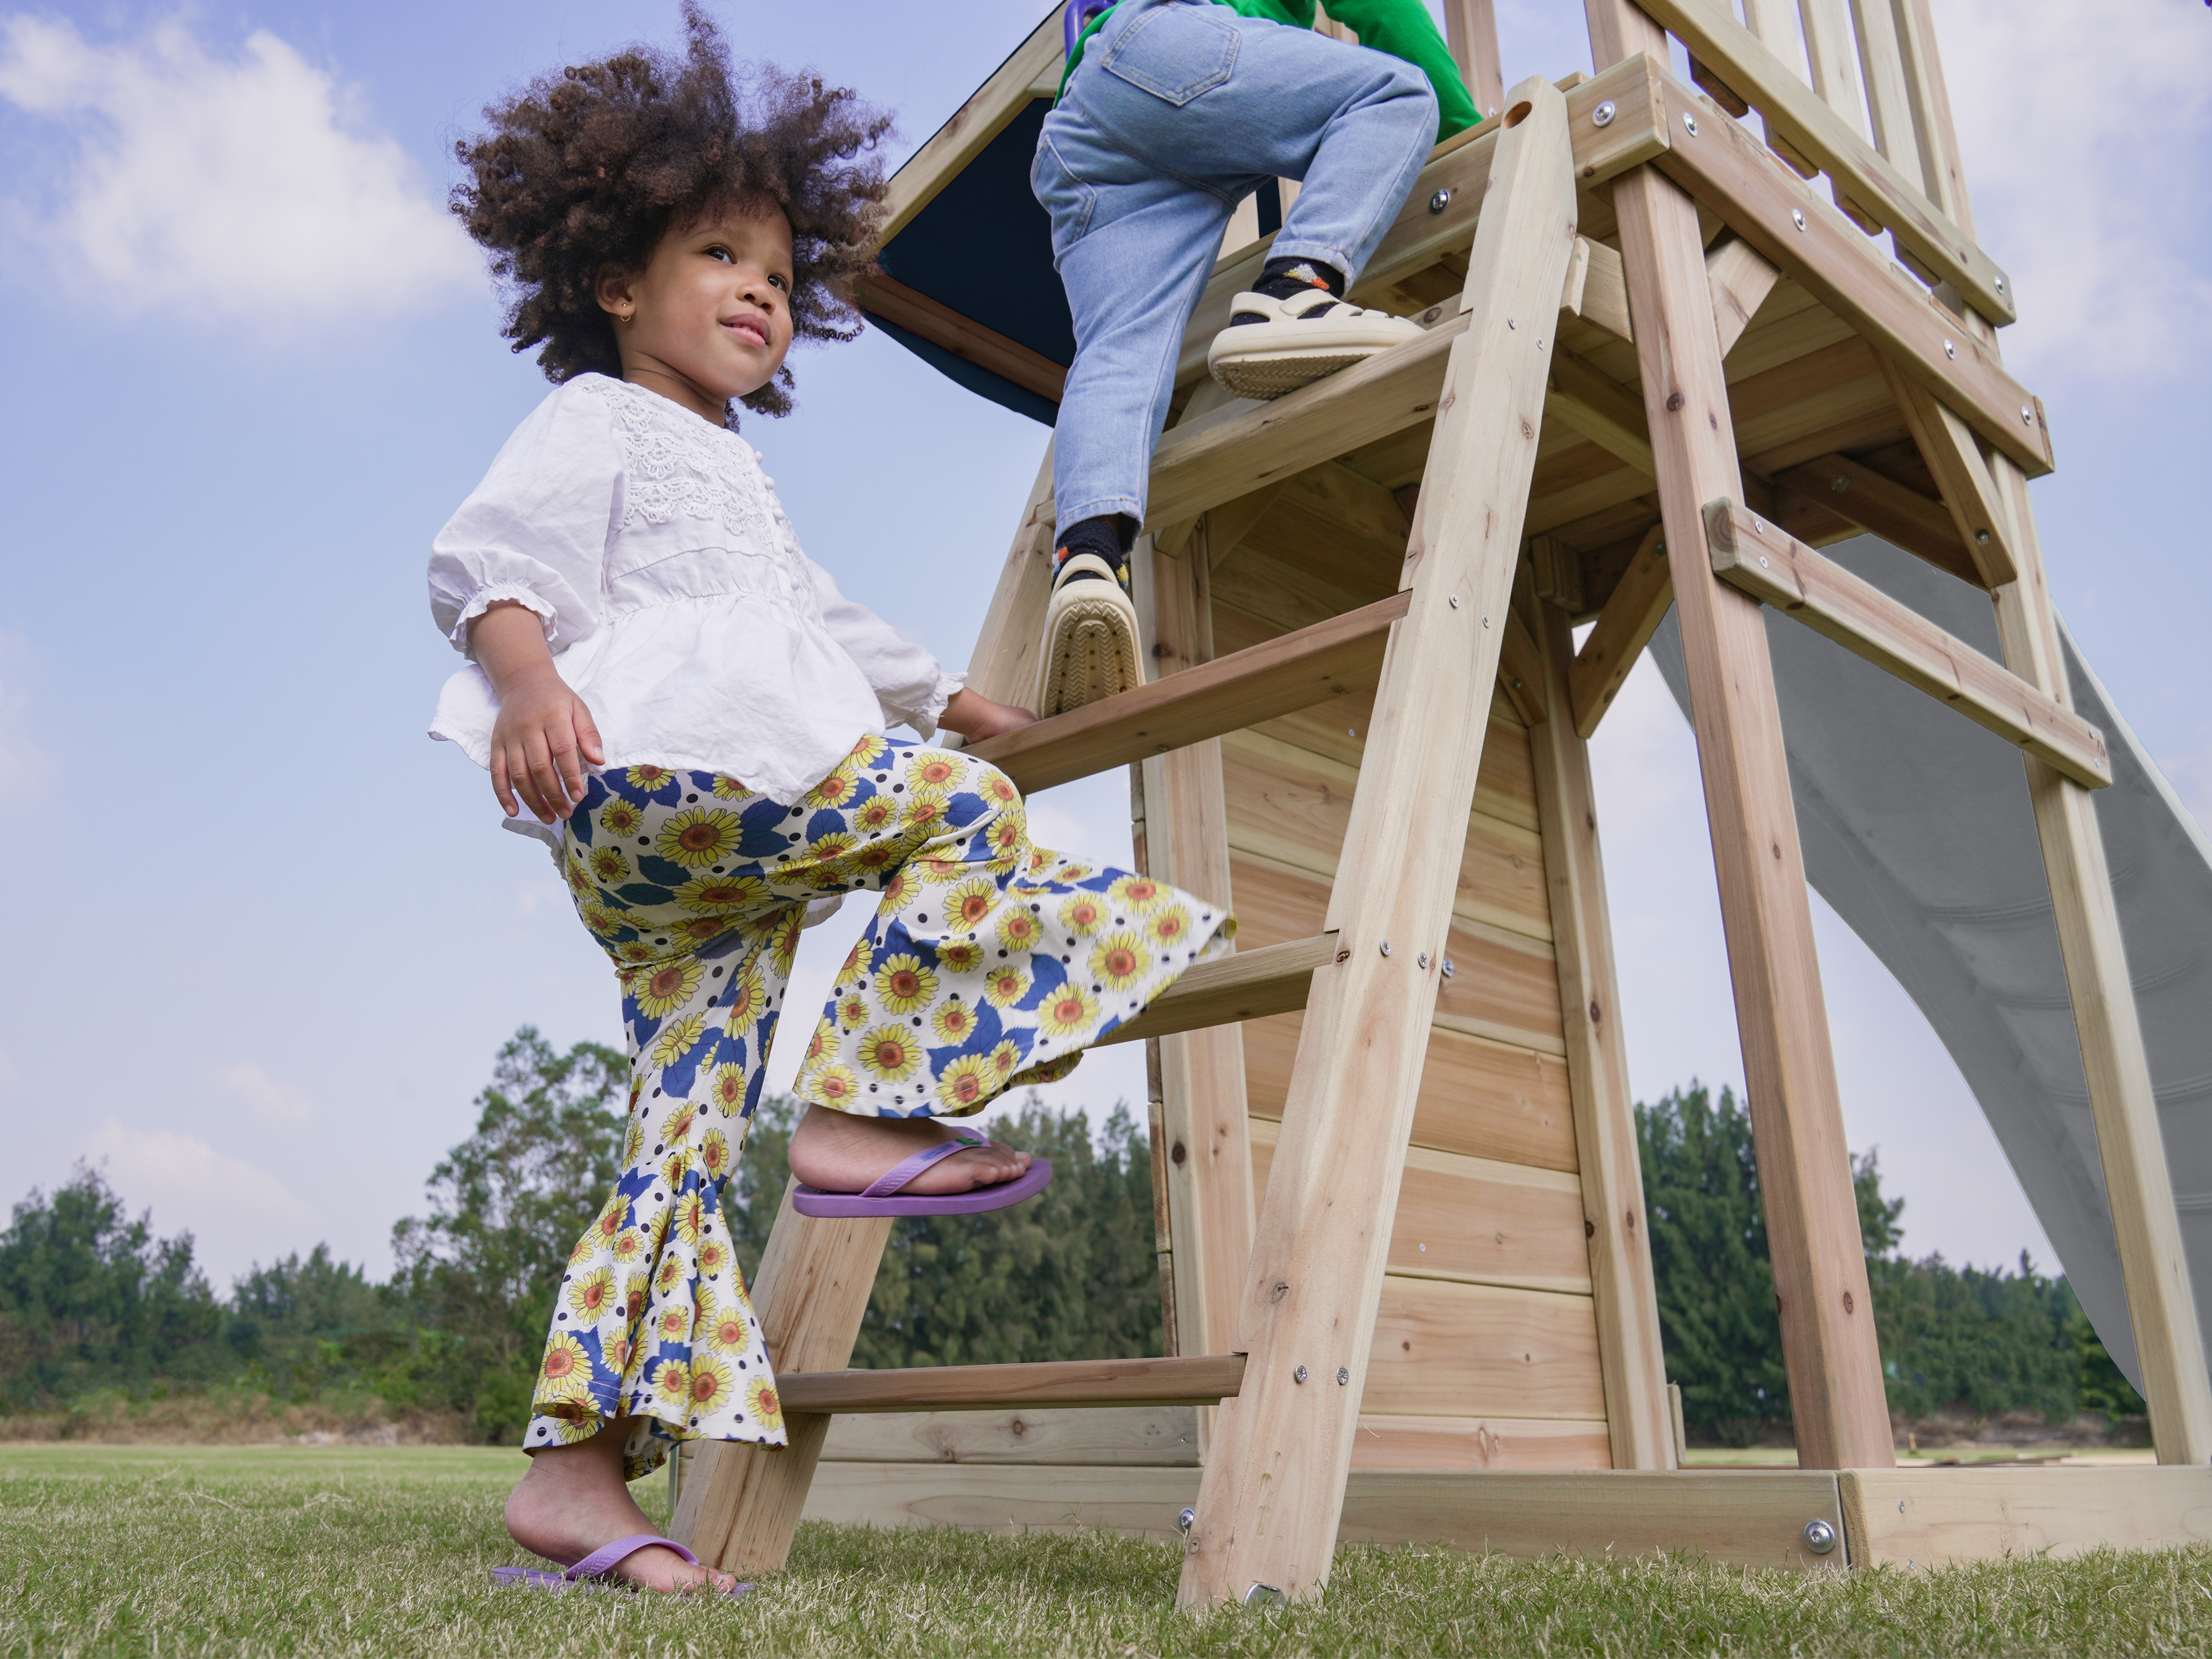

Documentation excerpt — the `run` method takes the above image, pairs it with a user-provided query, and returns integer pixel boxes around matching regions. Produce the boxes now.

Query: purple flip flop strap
[860,1135,991,1199]
[492,1533,750,1597]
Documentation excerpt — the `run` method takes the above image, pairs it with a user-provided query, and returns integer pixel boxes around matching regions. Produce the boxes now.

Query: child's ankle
[1052,513,1134,592]
[1254,257,1346,302]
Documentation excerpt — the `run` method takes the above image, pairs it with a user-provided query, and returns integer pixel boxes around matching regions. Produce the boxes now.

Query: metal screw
[1448,594,1460,608]
[1752,518,1766,534]
[1593,100,1616,127]
[1441,958,1455,978]
[1803,1519,1838,1556]
[1943,339,1957,359]
[1976,530,1991,544]
[1681,111,1699,137]
[1337,1366,1350,1385]
[1293,1365,1308,1383]
[1481,614,1491,627]
[2021,404,2034,425]
[1995,274,2007,293]
[1792,208,1807,231]
[1428,187,1452,213]
[1830,475,1849,492]
[1418,952,1431,969]
[1507,316,1518,329]
[1178,1507,1197,1534]
[1379,941,1392,957]
[1537,337,1545,349]
[1759,556,1770,568]
[1245,1584,1288,1609]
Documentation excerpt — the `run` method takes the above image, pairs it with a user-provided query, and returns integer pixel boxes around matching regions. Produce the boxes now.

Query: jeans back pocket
[1099,1,1238,106]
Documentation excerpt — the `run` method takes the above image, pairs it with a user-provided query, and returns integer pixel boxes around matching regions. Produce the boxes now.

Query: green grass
[7,1446,2211,1656]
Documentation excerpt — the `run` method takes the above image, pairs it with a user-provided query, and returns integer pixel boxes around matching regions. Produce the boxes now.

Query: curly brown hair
[451,3,892,423]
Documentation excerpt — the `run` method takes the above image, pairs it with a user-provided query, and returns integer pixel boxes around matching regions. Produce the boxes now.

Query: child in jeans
[432,8,1234,1594]
[1032,0,1478,714]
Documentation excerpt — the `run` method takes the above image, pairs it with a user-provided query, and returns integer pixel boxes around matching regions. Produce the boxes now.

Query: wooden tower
[671,0,2212,1597]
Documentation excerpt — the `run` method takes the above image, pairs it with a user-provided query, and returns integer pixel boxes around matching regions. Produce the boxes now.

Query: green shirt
[1059,1,1479,144]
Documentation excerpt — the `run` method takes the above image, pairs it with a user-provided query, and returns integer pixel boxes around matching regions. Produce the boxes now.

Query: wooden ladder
[671,73,1587,1604]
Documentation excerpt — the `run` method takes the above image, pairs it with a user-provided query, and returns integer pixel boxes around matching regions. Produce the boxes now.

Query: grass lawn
[7,1444,2211,1656]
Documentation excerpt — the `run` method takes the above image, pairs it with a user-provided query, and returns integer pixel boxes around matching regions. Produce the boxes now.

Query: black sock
[1053,514,1134,591]
[1254,256,1346,302]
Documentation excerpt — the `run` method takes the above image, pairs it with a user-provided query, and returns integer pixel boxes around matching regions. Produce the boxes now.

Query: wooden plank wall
[1208,460,1613,1473]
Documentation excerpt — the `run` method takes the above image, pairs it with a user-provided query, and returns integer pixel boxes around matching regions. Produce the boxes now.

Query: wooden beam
[779,1354,1248,1415]
[1563,238,1635,344]
[1130,520,1255,1380]
[1569,524,1672,737]
[875,11,1064,248]
[1631,0,2013,325]
[1547,349,1655,476]
[1769,452,1980,586]
[1530,599,1674,1468]
[970,592,1412,792]
[1840,1466,2212,1568]
[1498,604,1547,726]
[1707,237,1782,357]
[1850,0,1928,186]
[1876,356,2019,587]
[1202,481,1287,570]
[1100,933,1340,1047]
[1703,499,2111,787]
[671,1185,893,1572]
[855,273,1067,405]
[1592,0,1895,1468]
[1441,0,1507,122]
[1642,67,2052,475]
[1181,75,1582,1609]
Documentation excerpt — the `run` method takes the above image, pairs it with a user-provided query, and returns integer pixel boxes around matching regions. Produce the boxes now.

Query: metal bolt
[1593,100,1617,127]
[1337,1366,1350,1386]
[1752,518,1766,535]
[1792,208,1807,231]
[1418,952,1431,969]
[1681,111,1699,137]
[1537,337,1546,349]
[1803,1518,1838,1556]
[1976,530,1991,544]
[1245,1584,1288,1609]
[1481,614,1491,627]
[1943,339,1957,359]
[1830,475,1849,493]
[1178,1507,1197,1534]
[1379,941,1392,957]
[1759,556,1770,568]
[1441,958,1455,978]
[1507,316,1518,329]
[1293,1365,1308,1383]
[1428,187,1452,213]
[1995,274,2007,293]
[1448,594,1460,608]
[2021,404,2034,426]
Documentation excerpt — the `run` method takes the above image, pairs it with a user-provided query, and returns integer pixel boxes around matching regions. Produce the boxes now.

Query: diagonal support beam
[1570,525,1672,737]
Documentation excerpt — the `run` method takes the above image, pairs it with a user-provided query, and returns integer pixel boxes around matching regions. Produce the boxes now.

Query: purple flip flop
[492,1532,750,1598]
[790,1135,1053,1218]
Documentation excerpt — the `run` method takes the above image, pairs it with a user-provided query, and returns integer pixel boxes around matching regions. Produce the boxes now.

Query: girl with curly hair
[429,7,1233,1595]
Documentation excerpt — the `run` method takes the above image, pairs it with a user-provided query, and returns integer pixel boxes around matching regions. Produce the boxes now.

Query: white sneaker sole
[1036,575,1142,716]
[1209,343,1390,399]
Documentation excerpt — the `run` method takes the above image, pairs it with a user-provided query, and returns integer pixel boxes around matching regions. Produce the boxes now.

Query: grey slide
[1646,535,2212,1394]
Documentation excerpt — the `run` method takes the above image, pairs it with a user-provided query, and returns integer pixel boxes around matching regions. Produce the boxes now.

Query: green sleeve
[1319,0,1481,141]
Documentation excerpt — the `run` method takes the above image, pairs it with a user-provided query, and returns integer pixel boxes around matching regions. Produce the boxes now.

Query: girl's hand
[472,601,606,821]
[939,688,1036,743]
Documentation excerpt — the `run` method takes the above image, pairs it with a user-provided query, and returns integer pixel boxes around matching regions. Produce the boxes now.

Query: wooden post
[673,443,1061,1568]
[1528,592,1674,1469]
[1178,76,1580,1606]
[1439,0,1507,123]
[1130,528,1257,1381]
[1585,0,1895,1472]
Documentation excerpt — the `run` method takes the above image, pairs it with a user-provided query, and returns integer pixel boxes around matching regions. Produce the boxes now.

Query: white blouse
[426,374,964,826]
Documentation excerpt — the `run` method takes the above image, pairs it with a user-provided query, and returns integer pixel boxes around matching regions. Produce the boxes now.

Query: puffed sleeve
[427,382,622,658]
[802,551,967,736]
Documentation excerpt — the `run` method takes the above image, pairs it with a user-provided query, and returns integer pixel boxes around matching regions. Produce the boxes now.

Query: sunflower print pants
[526,735,1234,1478]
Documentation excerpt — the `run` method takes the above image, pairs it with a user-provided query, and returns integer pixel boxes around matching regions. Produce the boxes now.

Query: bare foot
[788,1104,1032,1197]
[504,1423,737,1594]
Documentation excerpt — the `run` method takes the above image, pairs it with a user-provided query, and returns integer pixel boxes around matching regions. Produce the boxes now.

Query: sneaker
[1206,286,1427,400]
[1035,551,1142,716]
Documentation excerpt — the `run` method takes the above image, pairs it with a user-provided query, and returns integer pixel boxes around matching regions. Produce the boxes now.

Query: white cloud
[213,1061,317,1128]
[81,1117,316,1280]
[0,14,476,326]
[1933,0,2212,379]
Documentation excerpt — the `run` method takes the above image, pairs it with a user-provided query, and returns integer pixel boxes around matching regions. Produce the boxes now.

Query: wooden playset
[669,0,2212,1600]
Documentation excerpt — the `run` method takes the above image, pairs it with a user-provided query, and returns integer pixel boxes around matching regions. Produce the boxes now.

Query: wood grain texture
[970,592,1411,793]
[1363,1276,1605,1418]
[820,1406,1201,1466]
[1531,600,1675,1469]
[1708,237,1782,357]
[1181,79,1582,1606]
[854,273,1067,404]
[1606,148,1893,1470]
[1096,931,1338,1047]
[779,1354,1247,1415]
[1769,452,1980,586]
[1877,354,2018,586]
[1840,1467,2212,1567]
[1569,524,1673,737]
[1349,1415,1613,1470]
[1705,500,2110,786]
[1250,1119,1592,1295]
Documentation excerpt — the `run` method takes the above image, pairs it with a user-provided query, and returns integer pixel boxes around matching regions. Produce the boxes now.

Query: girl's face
[598,202,796,422]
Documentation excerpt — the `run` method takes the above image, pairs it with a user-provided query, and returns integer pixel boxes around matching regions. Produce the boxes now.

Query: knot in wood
[1843,1290,1855,1313]
[1171,1141,1187,1166]
[1269,1281,1289,1303]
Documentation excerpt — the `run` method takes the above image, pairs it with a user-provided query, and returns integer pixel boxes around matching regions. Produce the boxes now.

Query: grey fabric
[1646,535,2212,1394]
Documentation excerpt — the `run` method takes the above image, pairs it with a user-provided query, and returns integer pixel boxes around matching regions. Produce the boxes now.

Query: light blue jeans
[1032,0,1437,540]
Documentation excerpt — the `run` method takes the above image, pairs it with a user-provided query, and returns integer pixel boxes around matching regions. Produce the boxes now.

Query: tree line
[0,1029,2144,1443]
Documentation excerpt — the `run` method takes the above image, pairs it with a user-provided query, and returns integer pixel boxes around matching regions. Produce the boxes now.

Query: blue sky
[0,0,2205,1287]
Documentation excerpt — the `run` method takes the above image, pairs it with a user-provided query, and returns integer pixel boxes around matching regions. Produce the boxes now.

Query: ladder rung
[1097,931,1339,1047]
[776,1353,1248,1415]
[971,592,1411,794]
